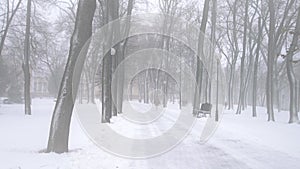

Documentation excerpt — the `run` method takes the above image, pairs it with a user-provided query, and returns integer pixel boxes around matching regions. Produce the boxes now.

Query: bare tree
[211,0,218,120]
[193,0,210,115]
[286,7,300,123]
[252,16,263,117]
[0,0,22,58]
[101,0,119,123]
[220,0,241,110]
[266,0,275,121]
[117,0,134,114]
[47,0,96,153]
[159,0,179,108]
[236,0,249,114]
[23,0,32,115]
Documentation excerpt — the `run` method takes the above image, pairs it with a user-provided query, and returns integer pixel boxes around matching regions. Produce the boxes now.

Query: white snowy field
[0,98,300,169]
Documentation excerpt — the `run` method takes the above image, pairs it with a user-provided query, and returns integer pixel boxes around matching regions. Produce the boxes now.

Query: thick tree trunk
[102,51,113,122]
[267,0,275,121]
[102,0,119,121]
[211,0,218,121]
[23,0,32,115]
[193,0,210,115]
[209,0,217,105]
[286,7,300,123]
[47,0,96,153]
[112,0,120,117]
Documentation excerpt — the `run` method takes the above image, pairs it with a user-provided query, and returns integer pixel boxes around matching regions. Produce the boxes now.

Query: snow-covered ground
[0,99,299,169]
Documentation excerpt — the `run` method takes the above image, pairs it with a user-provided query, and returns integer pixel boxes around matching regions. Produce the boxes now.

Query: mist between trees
[0,0,299,153]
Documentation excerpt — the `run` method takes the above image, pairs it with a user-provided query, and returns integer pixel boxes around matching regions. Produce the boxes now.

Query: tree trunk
[90,71,96,104]
[116,0,134,113]
[216,59,220,121]
[47,0,96,153]
[274,62,281,112]
[252,16,262,117]
[242,11,256,112]
[84,71,90,103]
[23,0,32,115]
[112,46,118,116]
[236,0,249,115]
[286,7,300,123]
[297,81,300,114]
[117,0,134,114]
[267,0,275,121]
[111,0,120,117]
[102,0,120,121]
[228,0,238,110]
[193,0,210,115]
[102,50,113,122]
[227,64,235,110]
[209,0,217,105]
[179,57,182,109]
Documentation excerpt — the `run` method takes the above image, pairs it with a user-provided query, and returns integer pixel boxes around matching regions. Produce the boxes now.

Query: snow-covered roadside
[0,99,70,169]
[0,99,299,169]
[208,107,300,169]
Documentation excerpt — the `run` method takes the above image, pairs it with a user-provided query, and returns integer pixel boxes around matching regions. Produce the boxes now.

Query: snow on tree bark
[46,0,96,153]
[101,0,120,123]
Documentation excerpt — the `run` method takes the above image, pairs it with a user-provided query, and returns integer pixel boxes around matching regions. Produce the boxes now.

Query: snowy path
[0,99,300,169]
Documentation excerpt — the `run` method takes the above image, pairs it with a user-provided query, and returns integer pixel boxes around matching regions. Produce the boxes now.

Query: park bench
[194,103,212,118]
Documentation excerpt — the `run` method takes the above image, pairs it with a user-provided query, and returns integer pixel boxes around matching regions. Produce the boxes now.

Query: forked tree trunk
[47,0,96,153]
[236,0,249,115]
[227,0,239,110]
